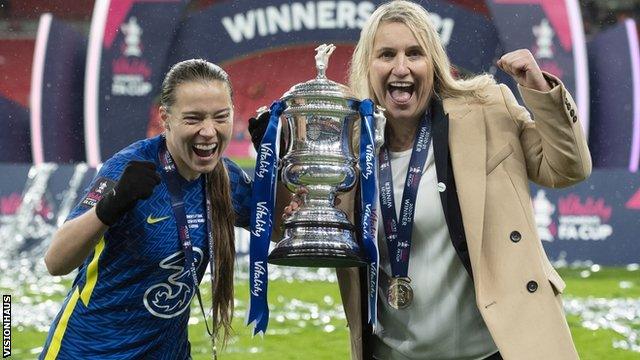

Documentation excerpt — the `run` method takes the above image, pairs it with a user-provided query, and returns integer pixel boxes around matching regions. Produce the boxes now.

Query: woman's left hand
[283,196,301,220]
[283,189,307,220]
[282,189,342,220]
[497,49,551,92]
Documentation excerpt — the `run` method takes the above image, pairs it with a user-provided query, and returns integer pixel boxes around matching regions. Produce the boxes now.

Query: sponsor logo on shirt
[143,247,204,318]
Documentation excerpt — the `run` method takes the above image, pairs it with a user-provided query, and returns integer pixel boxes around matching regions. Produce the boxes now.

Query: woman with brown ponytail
[40,59,252,360]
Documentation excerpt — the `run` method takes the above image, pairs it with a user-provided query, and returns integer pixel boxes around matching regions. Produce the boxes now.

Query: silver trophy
[267,44,384,268]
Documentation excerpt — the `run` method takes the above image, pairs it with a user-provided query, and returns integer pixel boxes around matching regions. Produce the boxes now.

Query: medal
[387,277,413,309]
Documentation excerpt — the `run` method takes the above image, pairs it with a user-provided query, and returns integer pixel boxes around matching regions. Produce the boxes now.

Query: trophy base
[268,225,367,268]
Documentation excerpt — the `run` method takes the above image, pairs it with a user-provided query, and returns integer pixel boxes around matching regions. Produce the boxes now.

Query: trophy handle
[373,106,386,152]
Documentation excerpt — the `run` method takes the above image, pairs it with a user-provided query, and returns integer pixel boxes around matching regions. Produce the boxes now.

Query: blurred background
[0,0,639,359]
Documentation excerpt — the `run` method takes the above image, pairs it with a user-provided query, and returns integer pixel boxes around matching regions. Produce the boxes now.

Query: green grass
[4,266,639,359]
[189,279,350,360]
[229,157,257,170]
[557,267,640,298]
[557,267,640,360]
[567,315,638,360]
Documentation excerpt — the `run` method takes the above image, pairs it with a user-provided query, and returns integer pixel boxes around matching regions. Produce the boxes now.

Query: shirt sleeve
[66,155,130,222]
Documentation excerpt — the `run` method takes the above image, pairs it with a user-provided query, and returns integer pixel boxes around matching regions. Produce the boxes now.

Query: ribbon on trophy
[247,101,286,336]
[358,99,380,331]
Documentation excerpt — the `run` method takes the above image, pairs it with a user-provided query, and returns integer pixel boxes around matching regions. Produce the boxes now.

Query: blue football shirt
[40,136,252,359]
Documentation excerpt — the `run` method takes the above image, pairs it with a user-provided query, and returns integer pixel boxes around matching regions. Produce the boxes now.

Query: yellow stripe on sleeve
[44,287,81,360]
[80,236,105,306]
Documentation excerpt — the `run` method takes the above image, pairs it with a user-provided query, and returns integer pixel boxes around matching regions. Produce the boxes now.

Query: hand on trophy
[282,190,304,220]
[248,106,288,157]
[282,188,343,220]
[248,106,270,152]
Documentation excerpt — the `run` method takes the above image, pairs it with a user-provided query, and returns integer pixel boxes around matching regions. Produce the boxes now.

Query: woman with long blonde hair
[337,1,590,359]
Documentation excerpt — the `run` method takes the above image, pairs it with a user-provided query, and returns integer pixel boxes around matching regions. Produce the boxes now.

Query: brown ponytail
[207,160,236,346]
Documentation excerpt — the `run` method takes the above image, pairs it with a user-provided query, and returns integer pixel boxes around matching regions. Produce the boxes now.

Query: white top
[372,143,497,360]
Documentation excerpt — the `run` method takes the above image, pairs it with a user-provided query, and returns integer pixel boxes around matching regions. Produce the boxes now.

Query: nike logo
[147,215,170,224]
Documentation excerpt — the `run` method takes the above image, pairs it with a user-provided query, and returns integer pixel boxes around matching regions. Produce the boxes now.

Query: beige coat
[337,76,591,360]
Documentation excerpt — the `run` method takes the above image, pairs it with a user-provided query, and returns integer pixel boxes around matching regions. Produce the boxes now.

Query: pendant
[387,277,413,309]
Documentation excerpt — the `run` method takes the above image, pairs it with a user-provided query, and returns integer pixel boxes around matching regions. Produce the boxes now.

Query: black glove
[248,110,271,152]
[96,160,161,226]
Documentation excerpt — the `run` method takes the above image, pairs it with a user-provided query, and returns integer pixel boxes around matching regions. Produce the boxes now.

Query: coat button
[437,182,446,192]
[572,116,578,123]
[510,231,522,242]
[527,281,538,293]
[565,102,571,110]
[569,109,575,117]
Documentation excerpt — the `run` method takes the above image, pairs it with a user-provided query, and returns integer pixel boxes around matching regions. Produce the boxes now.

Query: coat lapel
[432,99,472,278]
[442,97,486,280]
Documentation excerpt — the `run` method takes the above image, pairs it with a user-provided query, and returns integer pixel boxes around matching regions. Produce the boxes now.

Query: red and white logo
[556,193,613,241]
[111,16,152,96]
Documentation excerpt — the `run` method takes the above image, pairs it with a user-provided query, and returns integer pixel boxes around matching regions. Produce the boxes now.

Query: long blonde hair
[349,0,495,103]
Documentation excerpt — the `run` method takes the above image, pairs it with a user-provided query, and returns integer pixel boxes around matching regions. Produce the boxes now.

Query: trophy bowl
[267,44,367,268]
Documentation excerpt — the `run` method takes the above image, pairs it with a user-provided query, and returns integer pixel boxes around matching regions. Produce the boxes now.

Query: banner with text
[168,0,503,158]
[532,169,640,265]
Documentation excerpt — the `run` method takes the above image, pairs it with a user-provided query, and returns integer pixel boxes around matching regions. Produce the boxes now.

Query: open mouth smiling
[387,81,415,104]
[192,143,218,158]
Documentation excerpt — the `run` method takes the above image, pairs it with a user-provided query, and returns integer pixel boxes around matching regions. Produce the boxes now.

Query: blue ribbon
[158,140,202,292]
[247,101,285,336]
[379,112,431,278]
[358,99,380,330]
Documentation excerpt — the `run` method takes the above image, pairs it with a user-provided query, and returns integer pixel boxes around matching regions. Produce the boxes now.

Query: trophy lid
[282,78,358,101]
[281,44,358,102]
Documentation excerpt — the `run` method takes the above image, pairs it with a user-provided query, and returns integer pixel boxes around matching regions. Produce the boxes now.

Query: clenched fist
[497,49,551,92]
[96,161,161,226]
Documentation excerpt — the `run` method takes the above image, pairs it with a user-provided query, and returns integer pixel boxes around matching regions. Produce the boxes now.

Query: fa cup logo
[532,18,554,59]
[121,17,143,57]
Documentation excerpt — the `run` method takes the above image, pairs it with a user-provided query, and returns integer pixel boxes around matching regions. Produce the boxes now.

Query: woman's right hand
[95,161,160,226]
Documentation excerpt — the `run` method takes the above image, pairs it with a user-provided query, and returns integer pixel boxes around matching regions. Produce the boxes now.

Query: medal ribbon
[246,101,286,336]
[158,139,217,350]
[379,112,432,278]
[358,99,380,330]
[158,139,208,295]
